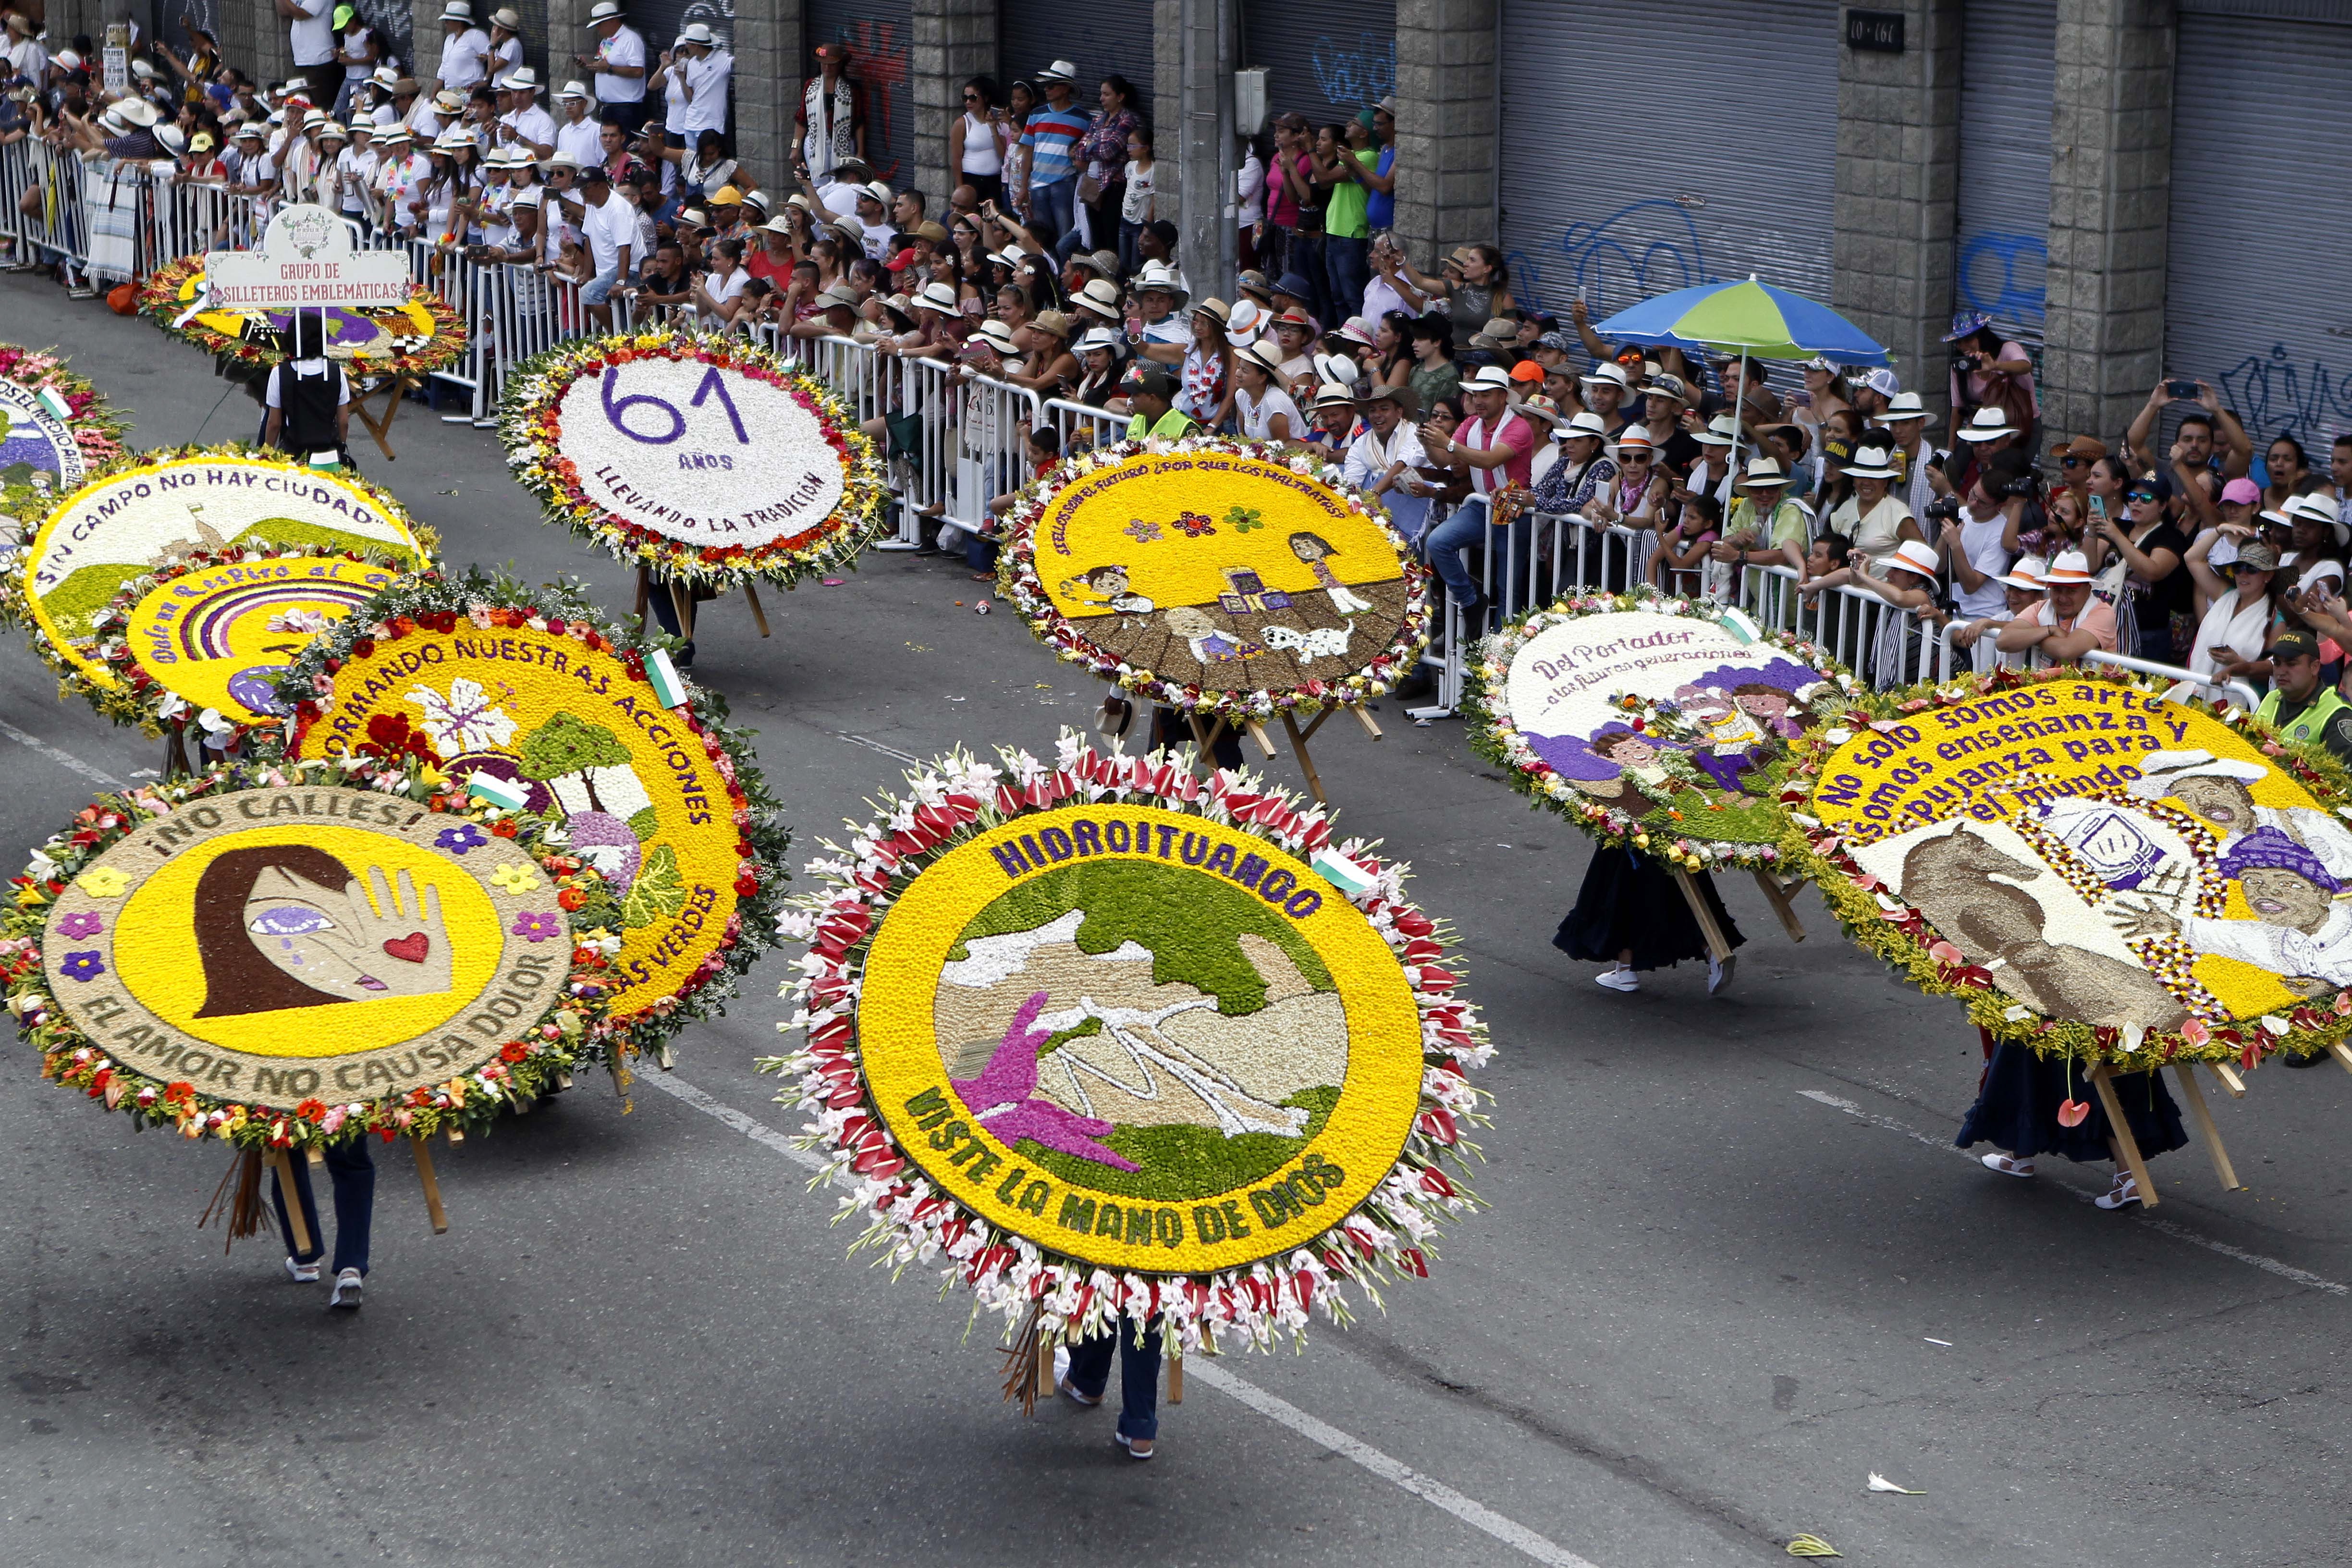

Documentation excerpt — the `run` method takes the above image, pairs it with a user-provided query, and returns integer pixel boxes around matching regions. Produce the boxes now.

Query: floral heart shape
[381,931,430,964]
[2056,1098,2090,1128]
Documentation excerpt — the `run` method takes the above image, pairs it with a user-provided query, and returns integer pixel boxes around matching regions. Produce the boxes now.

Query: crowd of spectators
[6,9,2350,734]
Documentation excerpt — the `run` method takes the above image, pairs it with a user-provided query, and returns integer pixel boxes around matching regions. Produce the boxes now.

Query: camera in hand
[1924,494,1963,523]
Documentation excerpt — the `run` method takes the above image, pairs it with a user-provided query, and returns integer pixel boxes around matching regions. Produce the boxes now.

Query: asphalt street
[2,279,2347,1568]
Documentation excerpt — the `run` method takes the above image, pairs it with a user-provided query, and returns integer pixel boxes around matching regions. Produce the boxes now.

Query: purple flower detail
[59,951,106,983]
[511,911,563,943]
[951,991,1141,1172]
[437,824,488,854]
[56,912,103,940]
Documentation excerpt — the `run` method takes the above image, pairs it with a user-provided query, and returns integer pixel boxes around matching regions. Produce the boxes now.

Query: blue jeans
[1421,506,1531,611]
[274,1136,376,1277]
[1065,1314,1163,1441]
[1030,176,1080,257]
[1323,234,1370,323]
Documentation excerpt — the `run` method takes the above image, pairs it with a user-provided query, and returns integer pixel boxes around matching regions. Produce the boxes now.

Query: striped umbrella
[1590,276,1890,365]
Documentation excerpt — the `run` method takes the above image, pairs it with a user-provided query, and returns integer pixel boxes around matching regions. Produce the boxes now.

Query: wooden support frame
[411,1135,449,1234]
[1671,869,1736,961]
[2207,1061,2246,1097]
[348,375,418,462]
[1751,870,1806,943]
[2170,1063,2242,1191]
[634,564,772,643]
[2089,1062,2157,1208]
[1275,701,1383,807]
[1183,711,1279,762]
[267,1149,313,1256]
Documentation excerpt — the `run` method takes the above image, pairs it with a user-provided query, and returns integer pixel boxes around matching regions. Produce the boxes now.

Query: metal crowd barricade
[1041,396,1126,458]
[0,140,90,271]
[2081,649,2260,710]
[941,369,1043,540]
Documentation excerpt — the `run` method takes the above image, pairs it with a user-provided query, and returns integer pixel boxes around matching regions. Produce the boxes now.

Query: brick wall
[909,0,991,204]
[1391,0,1494,270]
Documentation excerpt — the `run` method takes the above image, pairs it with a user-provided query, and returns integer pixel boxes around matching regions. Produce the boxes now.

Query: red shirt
[1458,412,1533,495]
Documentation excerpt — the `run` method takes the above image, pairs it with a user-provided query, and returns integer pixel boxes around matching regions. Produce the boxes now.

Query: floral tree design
[519,713,631,818]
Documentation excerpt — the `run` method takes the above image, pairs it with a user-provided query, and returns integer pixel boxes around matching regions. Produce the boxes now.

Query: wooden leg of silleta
[1036,1334,1055,1409]
[2207,1061,2246,1097]
[2170,1062,2242,1191]
[1751,869,1807,942]
[634,563,649,625]
[743,580,772,637]
[354,381,403,462]
[1281,711,1328,805]
[1350,702,1383,740]
[410,1135,449,1234]
[1670,869,1734,961]
[2091,1063,2158,1208]
[669,581,697,642]
[1167,1354,1183,1404]
[1243,720,1279,758]
[2331,1040,2352,1075]
[267,1149,313,1256]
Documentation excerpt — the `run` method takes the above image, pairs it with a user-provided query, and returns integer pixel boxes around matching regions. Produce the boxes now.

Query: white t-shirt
[333,145,380,210]
[490,34,524,80]
[370,99,398,128]
[1238,386,1302,441]
[288,0,335,68]
[265,360,353,409]
[556,114,604,167]
[502,102,557,151]
[406,100,443,138]
[1955,510,2012,618]
[633,206,658,259]
[340,25,374,81]
[681,49,730,137]
[2,37,48,82]
[593,25,647,104]
[581,189,636,276]
[960,110,1002,175]
[1122,159,1154,225]
[439,27,490,91]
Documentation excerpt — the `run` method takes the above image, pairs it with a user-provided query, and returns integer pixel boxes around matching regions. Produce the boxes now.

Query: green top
[1408,358,1460,411]
[1323,150,1375,240]
[2256,683,2352,764]
[1127,407,1198,441]
[1728,496,1809,553]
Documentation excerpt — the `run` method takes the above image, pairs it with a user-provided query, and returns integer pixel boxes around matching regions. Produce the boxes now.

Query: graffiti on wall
[1507,199,1717,322]
[1308,32,1394,109]
[1956,230,2046,329]
[2216,344,2352,456]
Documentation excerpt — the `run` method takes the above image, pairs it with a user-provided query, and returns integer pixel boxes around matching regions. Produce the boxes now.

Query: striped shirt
[1021,107,1090,186]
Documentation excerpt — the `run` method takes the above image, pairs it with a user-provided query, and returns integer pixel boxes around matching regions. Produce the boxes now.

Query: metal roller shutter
[1241,0,1396,129]
[2165,12,2352,461]
[998,1,1156,112]
[1497,0,1838,323]
[1955,0,2053,349]
[806,0,916,186]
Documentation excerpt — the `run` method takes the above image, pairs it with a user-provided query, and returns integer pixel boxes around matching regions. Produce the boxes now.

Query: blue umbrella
[1591,277,1889,366]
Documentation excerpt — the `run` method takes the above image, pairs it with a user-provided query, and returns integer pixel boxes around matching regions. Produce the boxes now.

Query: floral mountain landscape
[932,859,1349,1201]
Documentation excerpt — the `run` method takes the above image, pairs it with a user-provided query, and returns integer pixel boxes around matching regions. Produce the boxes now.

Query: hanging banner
[204,204,412,310]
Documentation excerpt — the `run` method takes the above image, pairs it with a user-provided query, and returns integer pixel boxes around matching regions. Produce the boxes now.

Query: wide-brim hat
[1461,366,1515,395]
[1957,408,2017,442]
[1037,59,1077,82]
[1269,308,1314,335]
[814,286,860,310]
[1552,410,1610,443]
[1735,455,1789,489]
[1887,539,1943,580]
[1644,373,1690,405]
[377,125,413,145]
[1943,309,1993,343]
[1579,361,1629,390]
[1067,248,1119,281]
[1190,297,1230,326]
[391,76,419,96]
[1075,327,1124,356]
[1691,414,1739,448]
[370,64,402,87]
[1363,383,1420,417]
[440,1,474,22]
[1336,316,1378,349]
[499,68,540,93]
[1610,432,1656,459]
[1843,445,1900,479]
[433,90,465,112]
[1236,342,1288,379]
[1073,278,1123,318]
[1030,309,1074,341]
[915,281,959,313]
[583,0,624,23]
[973,319,1019,355]
[1271,272,1316,302]
[1884,391,1937,424]
[555,78,588,99]
[491,6,523,28]
[2232,541,2281,572]
[1466,316,1519,351]
[2041,551,2095,584]
[1311,382,1358,412]
[1235,269,1274,302]
[1995,556,2049,591]
[680,23,715,45]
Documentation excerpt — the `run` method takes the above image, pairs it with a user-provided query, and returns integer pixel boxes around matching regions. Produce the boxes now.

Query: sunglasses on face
[2061,455,2084,467]
[1622,452,1653,463]
[2126,491,2157,503]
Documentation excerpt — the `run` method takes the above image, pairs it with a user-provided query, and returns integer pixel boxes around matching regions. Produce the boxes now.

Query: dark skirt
[1956,1040,2189,1165]
[1554,846,1744,970]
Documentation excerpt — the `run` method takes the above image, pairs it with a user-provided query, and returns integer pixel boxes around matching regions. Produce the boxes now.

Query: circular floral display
[996,437,1432,721]
[1776,666,2352,1066]
[5,755,619,1150]
[136,257,467,382]
[74,546,411,739]
[0,344,130,526]
[8,446,433,686]
[282,571,791,1048]
[1465,591,1851,871]
[498,330,888,588]
[767,732,1489,1353]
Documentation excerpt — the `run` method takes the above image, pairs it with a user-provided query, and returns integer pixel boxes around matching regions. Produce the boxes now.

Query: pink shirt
[2034,595,2118,652]
[1458,412,1533,496]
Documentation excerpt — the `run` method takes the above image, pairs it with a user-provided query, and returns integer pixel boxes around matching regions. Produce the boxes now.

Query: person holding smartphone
[1943,309,2036,438]
[2124,375,2252,482]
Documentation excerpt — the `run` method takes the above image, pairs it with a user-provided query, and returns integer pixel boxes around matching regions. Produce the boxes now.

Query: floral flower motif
[436,823,488,854]
[1171,510,1216,538]
[490,862,543,894]
[1225,505,1264,533]
[56,912,103,939]
[58,950,106,982]
[74,867,130,898]
[510,910,563,943]
[408,675,518,754]
[1123,518,1163,543]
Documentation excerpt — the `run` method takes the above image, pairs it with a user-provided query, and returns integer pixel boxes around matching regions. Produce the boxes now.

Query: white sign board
[203,204,412,310]
[102,24,129,95]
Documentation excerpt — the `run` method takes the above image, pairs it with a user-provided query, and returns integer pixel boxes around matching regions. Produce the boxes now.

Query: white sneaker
[329,1268,365,1308]
[285,1257,320,1283]
[1980,1152,2035,1178]
[1594,966,1640,992]
[1707,953,1736,995]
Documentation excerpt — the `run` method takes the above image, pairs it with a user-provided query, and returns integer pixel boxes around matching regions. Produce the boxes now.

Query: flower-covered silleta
[274,568,794,1060]
[764,731,1491,1357]
[135,257,468,383]
[1770,664,2352,1068]
[3,753,621,1152]
[994,437,1432,722]
[0,343,129,527]
[1464,589,1852,872]
[497,329,889,589]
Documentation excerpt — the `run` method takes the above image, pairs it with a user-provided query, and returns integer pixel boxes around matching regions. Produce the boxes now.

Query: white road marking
[1798,1088,2349,1296]
[639,1069,1601,1568]
[0,719,124,789]
[837,732,921,765]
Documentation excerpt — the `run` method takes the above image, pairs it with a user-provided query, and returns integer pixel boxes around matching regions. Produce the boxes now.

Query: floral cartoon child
[1059,564,1155,617]
[2119,826,2352,995]
[1287,532,1375,614]
[1163,604,1262,664]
